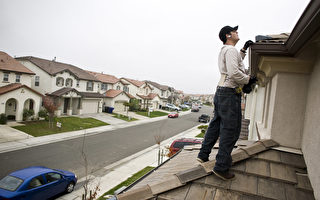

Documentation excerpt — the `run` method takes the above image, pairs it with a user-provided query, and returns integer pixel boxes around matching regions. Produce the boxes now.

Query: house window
[66,78,73,87]
[123,86,129,92]
[56,77,64,87]
[15,74,21,83]
[86,81,93,91]
[146,88,148,95]
[161,91,164,96]
[167,91,169,97]
[116,85,121,90]
[3,73,9,82]
[76,80,80,87]
[35,76,40,86]
[101,83,108,90]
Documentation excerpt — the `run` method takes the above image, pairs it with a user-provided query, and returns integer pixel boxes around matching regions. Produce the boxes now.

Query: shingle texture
[0,52,35,74]
[116,140,315,200]
[16,56,98,81]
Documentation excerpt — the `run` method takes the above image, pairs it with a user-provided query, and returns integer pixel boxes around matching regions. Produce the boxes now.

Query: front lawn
[135,111,168,118]
[13,117,109,137]
[112,113,138,122]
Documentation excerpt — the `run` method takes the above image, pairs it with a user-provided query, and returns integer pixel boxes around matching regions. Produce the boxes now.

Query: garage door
[82,99,99,114]
[114,102,125,112]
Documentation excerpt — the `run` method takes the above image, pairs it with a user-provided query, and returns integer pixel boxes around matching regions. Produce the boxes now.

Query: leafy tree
[42,96,60,128]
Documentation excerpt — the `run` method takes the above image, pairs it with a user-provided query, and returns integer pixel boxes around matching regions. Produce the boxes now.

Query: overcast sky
[0,0,310,94]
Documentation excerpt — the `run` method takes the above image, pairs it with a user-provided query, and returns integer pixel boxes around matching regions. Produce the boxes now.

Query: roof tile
[185,183,216,200]
[245,159,270,177]
[284,183,315,200]
[157,184,190,200]
[0,52,35,74]
[296,173,313,191]
[86,71,119,84]
[280,151,306,168]
[200,160,216,173]
[257,178,286,200]
[117,185,153,200]
[270,162,297,183]
[148,175,183,195]
[175,166,207,184]
[241,142,267,156]
[213,189,239,200]
[204,173,232,189]
[255,149,281,163]
[230,172,258,195]
[231,149,250,163]
[260,139,279,148]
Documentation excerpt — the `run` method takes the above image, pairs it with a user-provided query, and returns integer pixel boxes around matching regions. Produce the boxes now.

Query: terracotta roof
[105,89,123,98]
[105,89,135,99]
[0,83,43,96]
[0,52,35,75]
[145,80,169,91]
[86,71,120,84]
[16,56,99,81]
[116,139,315,200]
[122,78,145,87]
[137,93,159,100]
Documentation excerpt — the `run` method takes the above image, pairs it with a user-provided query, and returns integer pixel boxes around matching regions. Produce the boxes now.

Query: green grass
[13,117,109,137]
[98,166,155,200]
[112,113,138,122]
[135,111,168,118]
[196,132,205,138]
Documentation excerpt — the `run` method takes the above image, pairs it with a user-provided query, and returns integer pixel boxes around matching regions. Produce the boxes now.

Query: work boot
[213,170,235,181]
[196,157,209,163]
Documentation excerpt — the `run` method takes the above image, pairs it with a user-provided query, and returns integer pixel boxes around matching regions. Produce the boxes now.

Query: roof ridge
[116,139,279,200]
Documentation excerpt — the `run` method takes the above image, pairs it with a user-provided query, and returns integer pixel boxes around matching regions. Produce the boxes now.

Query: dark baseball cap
[219,25,238,44]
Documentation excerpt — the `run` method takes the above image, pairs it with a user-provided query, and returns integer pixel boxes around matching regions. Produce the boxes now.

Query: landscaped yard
[112,113,138,122]
[13,117,109,137]
[98,166,155,200]
[135,110,168,118]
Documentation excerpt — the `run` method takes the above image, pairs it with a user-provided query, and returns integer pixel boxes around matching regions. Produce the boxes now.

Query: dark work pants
[198,87,242,172]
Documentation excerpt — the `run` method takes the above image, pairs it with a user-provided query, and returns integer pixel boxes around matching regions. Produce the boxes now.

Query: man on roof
[197,25,256,180]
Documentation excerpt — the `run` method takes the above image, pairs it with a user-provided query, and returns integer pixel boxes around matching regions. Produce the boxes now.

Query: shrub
[38,109,48,118]
[0,113,7,124]
[23,109,35,121]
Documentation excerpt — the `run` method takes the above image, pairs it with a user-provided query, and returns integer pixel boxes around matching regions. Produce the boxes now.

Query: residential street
[0,106,213,181]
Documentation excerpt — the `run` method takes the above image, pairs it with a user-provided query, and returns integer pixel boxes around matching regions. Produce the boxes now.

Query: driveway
[0,124,33,143]
[77,113,126,124]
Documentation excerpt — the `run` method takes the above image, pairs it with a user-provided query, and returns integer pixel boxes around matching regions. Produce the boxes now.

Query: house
[245,0,320,197]
[104,89,135,112]
[120,78,159,109]
[16,56,104,116]
[145,80,173,106]
[86,71,134,112]
[86,71,126,93]
[111,1,320,199]
[0,52,43,121]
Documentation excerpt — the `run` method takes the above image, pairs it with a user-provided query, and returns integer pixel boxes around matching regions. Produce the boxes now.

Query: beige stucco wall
[266,73,309,148]
[0,71,33,88]
[301,55,320,199]
[0,87,42,121]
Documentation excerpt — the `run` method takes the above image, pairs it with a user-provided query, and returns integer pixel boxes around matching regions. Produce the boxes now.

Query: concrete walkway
[0,110,201,199]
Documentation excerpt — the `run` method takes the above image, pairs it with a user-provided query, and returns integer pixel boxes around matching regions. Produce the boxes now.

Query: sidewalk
[57,124,201,200]
[0,110,199,200]
[0,110,190,153]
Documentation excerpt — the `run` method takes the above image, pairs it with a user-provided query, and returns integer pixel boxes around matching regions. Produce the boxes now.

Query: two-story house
[0,52,43,121]
[16,56,104,116]
[87,71,134,112]
[145,81,172,107]
[120,78,160,109]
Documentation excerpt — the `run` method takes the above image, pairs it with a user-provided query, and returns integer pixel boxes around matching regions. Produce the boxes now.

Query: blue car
[0,166,77,200]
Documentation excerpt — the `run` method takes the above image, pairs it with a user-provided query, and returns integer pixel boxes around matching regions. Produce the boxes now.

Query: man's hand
[242,76,257,94]
[243,40,254,50]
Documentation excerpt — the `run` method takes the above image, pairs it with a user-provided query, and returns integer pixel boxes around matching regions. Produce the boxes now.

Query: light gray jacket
[218,45,250,88]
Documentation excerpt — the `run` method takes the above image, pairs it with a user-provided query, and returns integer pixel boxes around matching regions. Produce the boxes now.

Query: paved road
[0,106,213,180]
